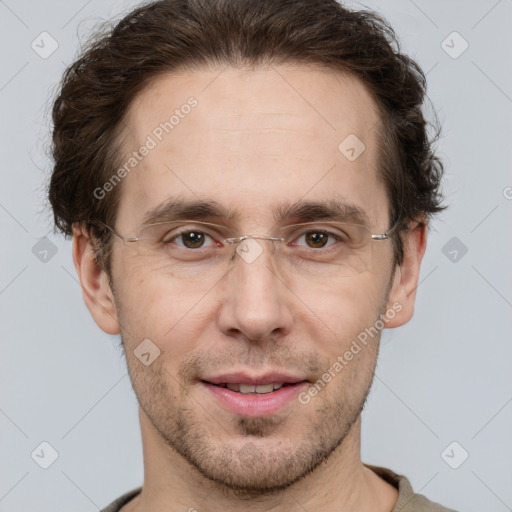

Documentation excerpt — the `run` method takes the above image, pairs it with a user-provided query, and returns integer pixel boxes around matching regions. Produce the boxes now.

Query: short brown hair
[48,0,445,276]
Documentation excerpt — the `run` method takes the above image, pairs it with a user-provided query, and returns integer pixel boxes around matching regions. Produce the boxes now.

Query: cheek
[113,261,212,353]
[305,276,386,336]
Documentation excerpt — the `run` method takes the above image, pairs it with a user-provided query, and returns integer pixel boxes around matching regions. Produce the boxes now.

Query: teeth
[226,383,286,394]
[254,384,274,394]
[239,384,256,393]
[210,382,291,393]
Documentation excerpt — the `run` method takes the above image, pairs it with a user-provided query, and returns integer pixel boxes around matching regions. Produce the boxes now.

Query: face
[79,64,419,495]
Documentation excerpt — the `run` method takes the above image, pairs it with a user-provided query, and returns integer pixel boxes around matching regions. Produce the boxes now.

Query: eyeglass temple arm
[371,221,400,241]
[91,219,139,243]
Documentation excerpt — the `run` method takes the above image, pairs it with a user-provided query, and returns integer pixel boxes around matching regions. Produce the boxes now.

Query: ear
[384,219,428,328]
[72,224,120,335]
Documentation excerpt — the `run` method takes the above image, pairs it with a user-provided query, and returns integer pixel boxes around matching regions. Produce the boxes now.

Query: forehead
[116,64,387,229]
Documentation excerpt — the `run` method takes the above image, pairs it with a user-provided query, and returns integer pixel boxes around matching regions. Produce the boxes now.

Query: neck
[123,410,398,512]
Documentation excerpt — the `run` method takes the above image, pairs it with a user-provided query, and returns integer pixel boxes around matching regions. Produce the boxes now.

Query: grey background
[1,0,511,510]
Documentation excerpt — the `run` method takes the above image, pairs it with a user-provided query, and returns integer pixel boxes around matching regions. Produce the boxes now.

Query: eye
[166,230,218,249]
[294,230,339,249]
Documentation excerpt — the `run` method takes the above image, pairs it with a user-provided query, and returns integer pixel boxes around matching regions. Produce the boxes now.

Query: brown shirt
[101,464,459,511]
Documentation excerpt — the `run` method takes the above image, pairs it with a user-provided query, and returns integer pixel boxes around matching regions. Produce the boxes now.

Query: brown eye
[303,231,330,248]
[178,231,207,249]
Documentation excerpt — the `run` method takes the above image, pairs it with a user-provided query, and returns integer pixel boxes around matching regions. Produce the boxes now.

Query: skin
[72,64,427,511]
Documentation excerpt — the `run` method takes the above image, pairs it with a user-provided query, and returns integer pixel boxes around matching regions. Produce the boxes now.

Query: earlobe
[384,220,428,329]
[72,224,121,335]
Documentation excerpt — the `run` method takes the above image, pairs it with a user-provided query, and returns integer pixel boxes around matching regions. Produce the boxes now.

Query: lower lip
[201,381,308,417]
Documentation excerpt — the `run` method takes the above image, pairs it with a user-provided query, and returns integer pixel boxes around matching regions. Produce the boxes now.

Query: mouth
[200,378,309,417]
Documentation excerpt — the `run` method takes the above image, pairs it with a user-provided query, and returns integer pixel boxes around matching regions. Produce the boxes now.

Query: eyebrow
[275,199,371,228]
[141,198,238,227]
[141,197,372,229]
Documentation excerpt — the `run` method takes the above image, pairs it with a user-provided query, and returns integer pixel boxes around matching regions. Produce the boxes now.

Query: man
[48,0,456,510]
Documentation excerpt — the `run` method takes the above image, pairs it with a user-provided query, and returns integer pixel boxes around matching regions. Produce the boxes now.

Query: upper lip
[202,371,308,386]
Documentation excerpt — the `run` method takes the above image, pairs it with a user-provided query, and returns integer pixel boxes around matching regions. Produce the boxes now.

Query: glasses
[93,219,398,280]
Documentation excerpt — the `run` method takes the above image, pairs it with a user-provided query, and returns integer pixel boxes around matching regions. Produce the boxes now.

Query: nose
[216,239,294,343]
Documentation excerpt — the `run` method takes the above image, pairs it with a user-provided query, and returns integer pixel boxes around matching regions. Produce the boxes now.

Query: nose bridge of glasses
[224,234,285,245]
[221,234,286,269]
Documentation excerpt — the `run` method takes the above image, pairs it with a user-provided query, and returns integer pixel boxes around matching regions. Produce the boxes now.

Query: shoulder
[100,487,142,512]
[364,463,460,512]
